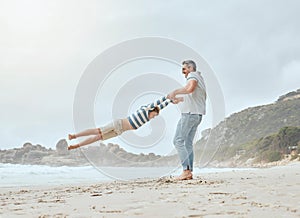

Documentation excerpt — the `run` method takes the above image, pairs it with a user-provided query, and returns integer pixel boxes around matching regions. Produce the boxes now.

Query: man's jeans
[173,113,202,171]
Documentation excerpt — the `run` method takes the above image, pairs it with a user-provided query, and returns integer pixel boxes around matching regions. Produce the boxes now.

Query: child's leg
[68,119,125,150]
[68,134,102,150]
[78,134,102,147]
[69,128,101,140]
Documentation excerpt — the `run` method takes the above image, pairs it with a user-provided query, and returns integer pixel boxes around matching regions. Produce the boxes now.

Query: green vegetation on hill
[196,126,300,165]
[238,126,300,163]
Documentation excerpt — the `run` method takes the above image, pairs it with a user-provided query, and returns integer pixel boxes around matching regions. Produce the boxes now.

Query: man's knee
[173,136,184,147]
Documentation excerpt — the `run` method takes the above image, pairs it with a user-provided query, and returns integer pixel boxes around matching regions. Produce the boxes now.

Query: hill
[195,89,300,166]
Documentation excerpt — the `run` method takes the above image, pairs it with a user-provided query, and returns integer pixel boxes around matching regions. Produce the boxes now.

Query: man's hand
[172,97,184,104]
[167,92,176,101]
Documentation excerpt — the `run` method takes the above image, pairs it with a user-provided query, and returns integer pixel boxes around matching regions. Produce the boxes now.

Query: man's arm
[145,95,182,111]
[167,79,197,100]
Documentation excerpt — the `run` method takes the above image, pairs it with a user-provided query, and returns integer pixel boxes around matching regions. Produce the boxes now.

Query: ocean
[0,163,254,187]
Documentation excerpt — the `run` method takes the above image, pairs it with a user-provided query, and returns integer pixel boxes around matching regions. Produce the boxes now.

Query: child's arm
[145,95,170,111]
[146,95,183,111]
[149,95,169,108]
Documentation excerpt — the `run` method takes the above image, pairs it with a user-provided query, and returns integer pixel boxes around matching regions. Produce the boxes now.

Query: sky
[1,0,300,154]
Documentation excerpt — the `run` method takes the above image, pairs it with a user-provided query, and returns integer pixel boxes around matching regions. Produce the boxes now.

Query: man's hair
[182,60,197,71]
[149,106,160,114]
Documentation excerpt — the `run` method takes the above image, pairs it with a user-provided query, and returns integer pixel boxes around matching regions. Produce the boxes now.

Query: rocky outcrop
[277,89,300,102]
[0,141,178,167]
[56,139,68,156]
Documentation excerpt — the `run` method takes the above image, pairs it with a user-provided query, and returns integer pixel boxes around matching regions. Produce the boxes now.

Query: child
[68,95,183,150]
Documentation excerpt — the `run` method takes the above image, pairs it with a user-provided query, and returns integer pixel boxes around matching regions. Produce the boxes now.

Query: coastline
[1,163,299,217]
[0,164,255,188]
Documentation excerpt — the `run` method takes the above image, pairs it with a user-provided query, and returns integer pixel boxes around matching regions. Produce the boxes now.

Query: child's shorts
[99,119,125,140]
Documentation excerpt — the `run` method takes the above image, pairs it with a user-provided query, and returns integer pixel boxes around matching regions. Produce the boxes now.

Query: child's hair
[149,106,160,114]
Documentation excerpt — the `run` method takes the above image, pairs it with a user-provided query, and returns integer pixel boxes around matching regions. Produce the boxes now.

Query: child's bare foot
[68,134,76,140]
[68,144,80,150]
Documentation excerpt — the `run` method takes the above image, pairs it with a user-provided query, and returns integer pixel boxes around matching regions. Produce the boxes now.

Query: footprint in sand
[188,214,204,218]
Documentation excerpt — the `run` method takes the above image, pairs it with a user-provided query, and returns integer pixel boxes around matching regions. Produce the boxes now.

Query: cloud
[280,60,300,91]
[1,0,300,151]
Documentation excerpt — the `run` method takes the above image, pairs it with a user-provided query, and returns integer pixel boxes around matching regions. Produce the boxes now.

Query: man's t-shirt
[179,71,206,115]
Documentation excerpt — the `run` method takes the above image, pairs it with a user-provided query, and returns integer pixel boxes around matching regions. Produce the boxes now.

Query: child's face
[148,111,159,119]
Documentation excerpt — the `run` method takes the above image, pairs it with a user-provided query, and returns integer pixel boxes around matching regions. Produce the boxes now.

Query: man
[68,95,183,150]
[168,60,206,180]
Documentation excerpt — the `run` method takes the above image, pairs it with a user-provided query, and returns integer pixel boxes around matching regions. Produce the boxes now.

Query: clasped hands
[167,92,184,104]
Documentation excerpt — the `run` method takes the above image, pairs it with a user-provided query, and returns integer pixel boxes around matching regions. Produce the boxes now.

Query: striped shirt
[127,96,172,129]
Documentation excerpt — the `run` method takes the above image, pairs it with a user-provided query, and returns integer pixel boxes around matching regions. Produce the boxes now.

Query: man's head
[148,106,160,119]
[182,60,196,78]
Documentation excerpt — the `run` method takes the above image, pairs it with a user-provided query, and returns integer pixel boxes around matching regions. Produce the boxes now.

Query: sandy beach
[1,163,300,218]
